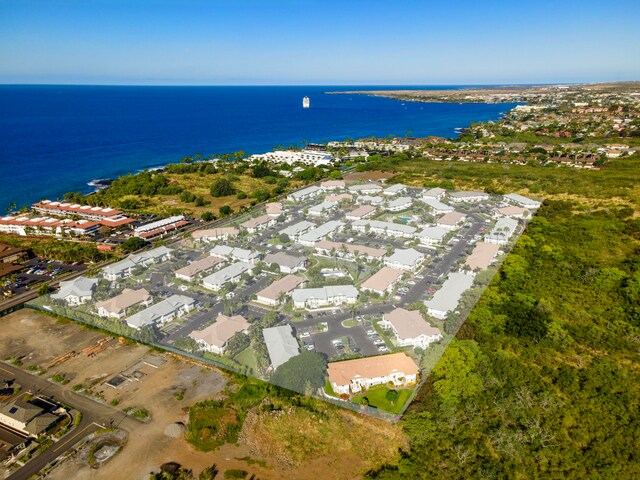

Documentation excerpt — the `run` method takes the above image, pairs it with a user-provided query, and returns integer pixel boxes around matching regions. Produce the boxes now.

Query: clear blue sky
[1,0,639,85]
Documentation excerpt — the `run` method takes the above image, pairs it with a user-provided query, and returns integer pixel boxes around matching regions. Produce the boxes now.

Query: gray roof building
[51,276,98,303]
[262,324,300,369]
[126,294,195,329]
[425,272,475,319]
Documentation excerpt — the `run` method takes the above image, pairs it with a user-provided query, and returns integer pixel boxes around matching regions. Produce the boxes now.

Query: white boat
[302,96,310,108]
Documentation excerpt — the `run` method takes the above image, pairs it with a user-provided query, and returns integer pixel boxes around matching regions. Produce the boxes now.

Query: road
[0,362,139,480]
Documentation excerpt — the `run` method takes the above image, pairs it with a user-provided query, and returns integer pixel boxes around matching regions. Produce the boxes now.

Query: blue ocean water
[0,85,516,211]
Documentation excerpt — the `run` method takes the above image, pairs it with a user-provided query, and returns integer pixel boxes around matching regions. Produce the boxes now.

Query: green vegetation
[0,234,113,264]
[353,386,412,415]
[50,373,70,385]
[270,351,327,394]
[223,470,247,479]
[121,236,148,253]
[364,155,640,479]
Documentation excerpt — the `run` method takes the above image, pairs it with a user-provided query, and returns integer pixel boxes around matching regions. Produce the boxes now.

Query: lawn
[352,385,413,414]
[234,347,258,375]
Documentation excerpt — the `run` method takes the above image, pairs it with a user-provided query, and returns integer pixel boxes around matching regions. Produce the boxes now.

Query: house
[355,194,384,206]
[134,216,190,239]
[0,216,101,237]
[50,276,98,306]
[278,220,316,241]
[263,252,306,273]
[191,227,239,242]
[345,205,376,221]
[255,274,305,306]
[210,245,260,264]
[383,183,407,196]
[380,308,442,349]
[103,246,173,280]
[351,219,417,238]
[448,190,490,203]
[102,258,137,281]
[425,272,475,319]
[32,200,132,226]
[320,180,346,190]
[314,240,386,262]
[348,183,384,194]
[126,294,195,330]
[298,220,344,246]
[0,400,60,437]
[485,217,519,245]
[287,185,322,202]
[327,352,419,395]
[384,248,425,272]
[437,211,466,230]
[308,201,337,216]
[504,193,542,209]
[361,267,404,295]
[0,243,29,264]
[262,325,300,369]
[326,193,353,203]
[189,314,251,355]
[201,262,253,291]
[292,285,358,309]
[495,206,529,219]
[240,214,277,233]
[419,197,454,214]
[265,202,284,217]
[422,187,446,200]
[416,225,449,246]
[174,255,224,281]
[466,242,500,271]
[95,288,152,318]
[385,196,413,212]
[251,150,333,166]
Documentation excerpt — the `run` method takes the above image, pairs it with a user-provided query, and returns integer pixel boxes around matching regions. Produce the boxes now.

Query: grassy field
[234,347,258,375]
[353,386,414,415]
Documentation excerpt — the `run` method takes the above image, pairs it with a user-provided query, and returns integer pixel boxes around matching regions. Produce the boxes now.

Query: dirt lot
[2,309,404,480]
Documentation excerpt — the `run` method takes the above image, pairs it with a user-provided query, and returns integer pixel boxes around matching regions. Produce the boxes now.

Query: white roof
[279,220,316,238]
[51,276,97,300]
[425,272,475,315]
[126,295,195,329]
[384,183,407,194]
[416,225,449,242]
[263,325,300,369]
[210,245,259,262]
[289,185,321,200]
[386,197,413,209]
[292,285,358,303]
[349,183,383,193]
[309,201,337,214]
[352,219,417,235]
[485,217,519,243]
[201,262,252,286]
[422,187,446,198]
[298,220,344,244]
[504,193,542,208]
[449,190,489,199]
[419,198,454,212]
[385,248,424,267]
[129,246,172,264]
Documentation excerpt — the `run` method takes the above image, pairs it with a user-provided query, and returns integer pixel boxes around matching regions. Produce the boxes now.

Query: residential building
[351,219,417,238]
[174,256,224,281]
[292,285,358,309]
[191,227,239,242]
[0,243,28,263]
[51,276,98,306]
[348,183,383,194]
[210,245,260,264]
[380,308,443,349]
[314,240,386,262]
[126,294,195,330]
[345,205,376,221]
[355,194,384,206]
[255,274,305,306]
[298,220,344,246]
[308,200,337,216]
[134,216,190,239]
[437,211,466,230]
[384,248,425,272]
[495,206,529,219]
[0,400,60,437]
[320,180,346,190]
[385,196,413,212]
[265,202,284,217]
[326,193,353,203]
[263,252,306,273]
[250,150,333,167]
[278,220,316,241]
[327,352,419,395]
[419,198,454,214]
[504,193,542,209]
[361,267,404,295]
[201,262,253,291]
[189,314,251,355]
[425,272,475,319]
[103,246,173,281]
[466,242,500,271]
[485,217,519,245]
[0,215,101,237]
[416,225,449,246]
[262,325,300,369]
[287,185,322,202]
[383,183,407,196]
[240,214,277,233]
[95,288,152,318]
[422,187,446,200]
[448,191,490,203]
[31,200,134,227]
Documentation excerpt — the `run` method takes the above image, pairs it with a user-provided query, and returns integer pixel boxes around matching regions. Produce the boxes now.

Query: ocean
[0,85,516,211]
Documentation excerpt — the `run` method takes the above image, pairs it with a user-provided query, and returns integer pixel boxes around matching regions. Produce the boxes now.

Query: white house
[355,194,384,206]
[210,245,260,264]
[287,185,322,202]
[351,219,417,238]
[255,274,305,306]
[201,262,253,291]
[263,252,306,273]
[416,225,449,246]
[174,255,224,281]
[262,325,300,369]
[437,211,466,230]
[278,220,316,241]
[314,240,386,262]
[189,314,251,355]
[102,246,173,281]
[384,248,425,272]
[419,197,454,214]
[126,294,195,330]
[240,214,277,233]
[422,187,446,200]
[191,227,239,242]
[51,276,98,306]
[320,180,346,190]
[448,191,490,203]
[425,272,475,319]
[385,196,413,212]
[292,285,358,309]
[504,193,542,209]
[298,220,344,247]
[485,217,519,245]
[348,184,383,194]
[345,205,376,221]
[361,267,404,295]
[380,308,443,349]
[308,200,337,216]
[383,183,407,196]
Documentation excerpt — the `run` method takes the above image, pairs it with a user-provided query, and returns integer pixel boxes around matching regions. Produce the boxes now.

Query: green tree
[210,178,236,197]
[270,351,327,393]
[219,205,232,216]
[201,212,215,222]
[121,237,148,253]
